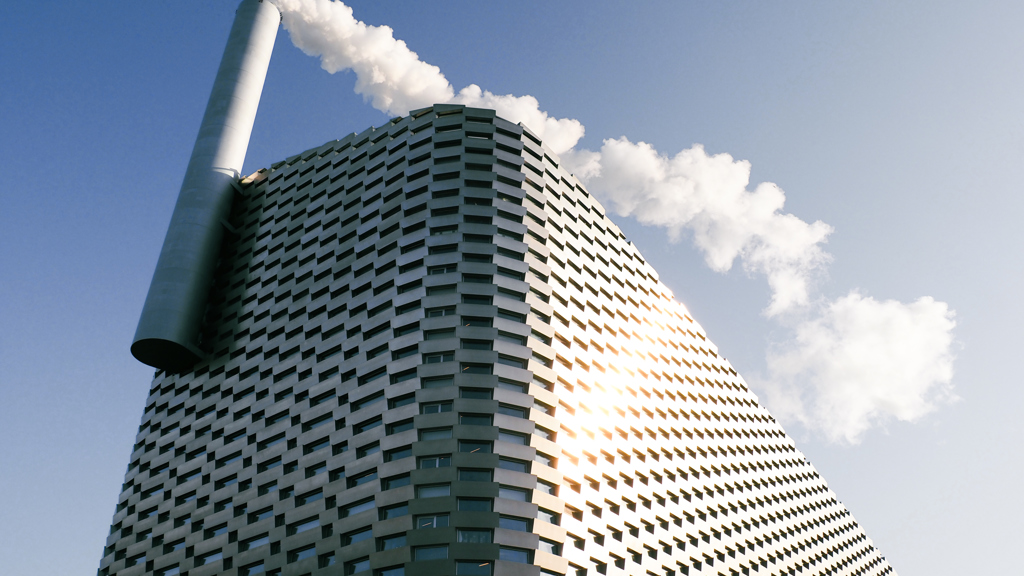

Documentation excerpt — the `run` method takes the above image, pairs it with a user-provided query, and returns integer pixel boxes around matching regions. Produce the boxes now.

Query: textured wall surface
[99,105,894,576]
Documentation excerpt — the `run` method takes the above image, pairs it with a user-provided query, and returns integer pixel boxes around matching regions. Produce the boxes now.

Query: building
[98,103,895,576]
[99,2,895,575]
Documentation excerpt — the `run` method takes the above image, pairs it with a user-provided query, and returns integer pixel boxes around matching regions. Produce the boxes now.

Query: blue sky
[2,1,1022,574]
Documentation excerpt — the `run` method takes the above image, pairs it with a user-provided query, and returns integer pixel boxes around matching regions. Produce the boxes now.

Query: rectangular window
[459,440,492,454]
[287,516,320,536]
[415,513,449,529]
[248,506,273,524]
[418,455,451,469]
[457,529,492,543]
[456,561,492,576]
[288,544,317,563]
[498,458,529,473]
[424,328,455,340]
[353,417,382,435]
[416,484,450,498]
[197,550,223,566]
[414,545,448,561]
[385,446,413,462]
[240,534,270,551]
[498,486,529,502]
[343,528,373,546]
[303,437,331,454]
[345,557,370,575]
[347,470,378,488]
[378,533,407,551]
[383,474,411,490]
[379,503,409,520]
[499,547,532,564]
[457,498,492,512]
[459,413,492,426]
[458,468,492,482]
[460,387,492,399]
[499,516,531,532]
[498,431,527,445]
[342,498,376,518]
[423,352,454,364]
[422,376,454,389]
[388,419,415,435]
[419,428,452,441]
[421,401,452,414]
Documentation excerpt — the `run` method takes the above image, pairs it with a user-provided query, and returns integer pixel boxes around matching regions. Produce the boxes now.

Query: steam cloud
[757,294,957,443]
[271,0,584,153]
[269,0,958,443]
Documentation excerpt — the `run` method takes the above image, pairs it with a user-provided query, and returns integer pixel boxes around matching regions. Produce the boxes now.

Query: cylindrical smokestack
[132,0,280,372]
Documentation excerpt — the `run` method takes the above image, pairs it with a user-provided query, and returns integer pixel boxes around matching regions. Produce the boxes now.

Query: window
[378,533,407,550]
[459,413,492,426]
[500,547,532,564]
[457,498,491,512]
[415,513,449,529]
[425,306,456,317]
[416,484,450,498]
[347,470,378,488]
[456,561,493,575]
[462,317,492,327]
[498,404,527,418]
[422,375,454,389]
[414,545,448,561]
[499,516,531,532]
[319,552,337,568]
[126,553,145,567]
[377,567,405,576]
[459,440,491,454]
[304,437,331,454]
[202,524,227,539]
[353,417,382,435]
[352,389,385,412]
[419,428,452,441]
[288,544,317,563]
[343,528,373,546]
[498,458,529,473]
[418,455,451,469]
[287,516,320,536]
[350,439,378,458]
[306,461,327,478]
[424,328,455,340]
[460,363,492,374]
[385,446,413,462]
[499,486,529,501]
[383,474,411,489]
[388,419,415,435]
[423,352,454,364]
[459,468,492,482]
[240,534,270,551]
[421,401,452,414]
[388,394,415,409]
[428,264,457,275]
[239,562,265,576]
[458,529,492,543]
[196,550,223,566]
[249,506,273,523]
[345,557,370,575]
[461,387,492,399]
[498,431,527,445]
[342,498,376,518]
[379,503,409,520]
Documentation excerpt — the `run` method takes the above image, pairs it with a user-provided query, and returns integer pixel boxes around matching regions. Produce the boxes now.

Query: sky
[1,1,1022,574]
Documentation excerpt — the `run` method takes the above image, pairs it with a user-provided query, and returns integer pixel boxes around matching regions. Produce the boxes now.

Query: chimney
[132,0,280,372]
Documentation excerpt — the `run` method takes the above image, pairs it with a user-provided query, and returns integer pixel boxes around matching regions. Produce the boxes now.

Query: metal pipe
[132,0,280,372]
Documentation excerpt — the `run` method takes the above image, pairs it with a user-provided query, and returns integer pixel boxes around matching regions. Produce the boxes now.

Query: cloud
[757,292,958,443]
[271,0,584,153]
[271,0,959,444]
[566,137,833,316]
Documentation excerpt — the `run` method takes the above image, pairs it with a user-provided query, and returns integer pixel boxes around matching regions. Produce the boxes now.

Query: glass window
[458,468,492,482]
[416,484,450,498]
[418,455,451,469]
[413,545,449,561]
[419,428,452,441]
[378,533,407,550]
[499,547,532,563]
[459,413,492,426]
[345,557,370,575]
[458,440,491,454]
[499,516,530,532]
[456,561,492,575]
[415,514,449,529]
[460,387,492,399]
[379,503,409,520]
[457,498,491,512]
[343,528,373,546]
[288,544,317,563]
[422,402,453,414]
[498,486,529,501]
[457,529,492,543]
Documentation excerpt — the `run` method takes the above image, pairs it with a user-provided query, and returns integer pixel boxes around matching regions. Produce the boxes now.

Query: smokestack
[131,0,280,372]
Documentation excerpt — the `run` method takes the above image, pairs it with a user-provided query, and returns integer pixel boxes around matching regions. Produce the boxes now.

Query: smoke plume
[271,0,584,153]
[757,293,957,443]
[563,139,834,316]
[269,0,958,444]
